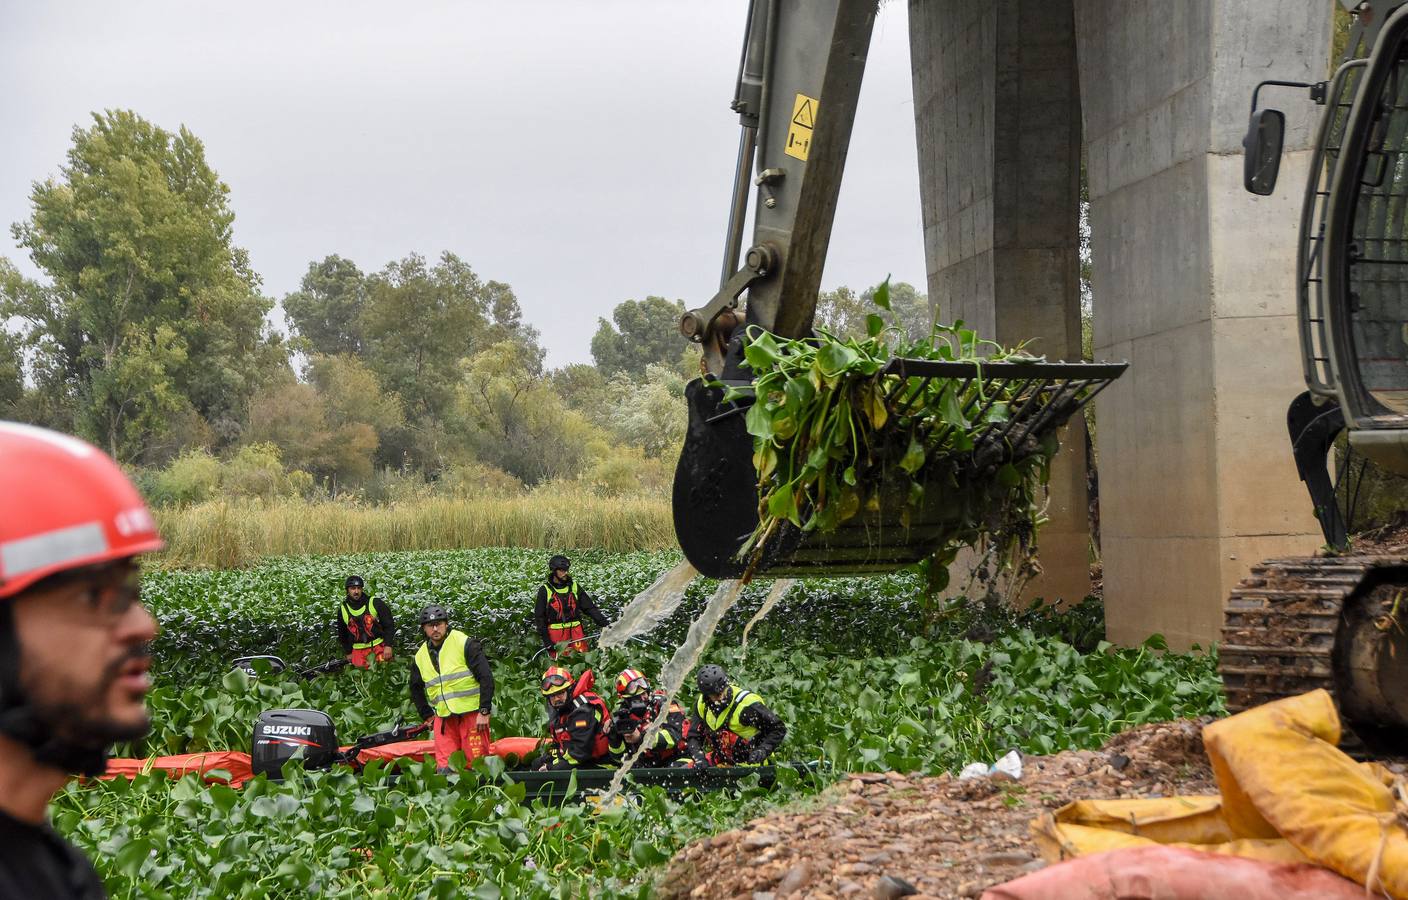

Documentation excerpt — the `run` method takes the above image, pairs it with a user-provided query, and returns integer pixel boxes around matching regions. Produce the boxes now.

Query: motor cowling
[251,708,338,779]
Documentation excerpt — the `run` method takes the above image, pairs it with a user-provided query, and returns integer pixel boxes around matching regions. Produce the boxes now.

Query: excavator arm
[681,0,877,375]
[672,1,1124,580]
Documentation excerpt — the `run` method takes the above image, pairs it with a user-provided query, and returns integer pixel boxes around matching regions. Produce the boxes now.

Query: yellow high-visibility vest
[696,686,764,742]
[414,630,481,717]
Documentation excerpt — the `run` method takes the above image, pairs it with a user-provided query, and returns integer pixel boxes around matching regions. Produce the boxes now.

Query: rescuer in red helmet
[534,666,613,771]
[607,668,690,767]
[0,421,164,898]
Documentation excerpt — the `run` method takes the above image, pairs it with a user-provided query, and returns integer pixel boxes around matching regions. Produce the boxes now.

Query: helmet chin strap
[0,606,114,777]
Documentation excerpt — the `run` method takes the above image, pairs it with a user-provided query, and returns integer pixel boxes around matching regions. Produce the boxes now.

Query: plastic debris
[959,750,1023,781]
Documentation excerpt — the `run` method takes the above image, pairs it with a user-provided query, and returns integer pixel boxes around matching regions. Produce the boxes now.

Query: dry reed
[152,489,674,568]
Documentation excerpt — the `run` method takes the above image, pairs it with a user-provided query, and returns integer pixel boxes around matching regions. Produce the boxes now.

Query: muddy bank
[657,720,1218,900]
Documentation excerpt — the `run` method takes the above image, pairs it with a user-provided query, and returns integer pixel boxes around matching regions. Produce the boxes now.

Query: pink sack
[981,845,1366,900]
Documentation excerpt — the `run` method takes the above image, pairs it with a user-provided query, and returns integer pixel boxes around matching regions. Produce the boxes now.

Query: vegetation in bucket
[724,279,1057,591]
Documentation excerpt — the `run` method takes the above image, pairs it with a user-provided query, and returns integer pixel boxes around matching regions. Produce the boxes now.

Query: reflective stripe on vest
[340,600,385,650]
[696,687,763,743]
[414,631,480,717]
[543,580,581,631]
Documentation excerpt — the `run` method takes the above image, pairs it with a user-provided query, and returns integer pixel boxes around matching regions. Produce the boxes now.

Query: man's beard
[23,643,153,747]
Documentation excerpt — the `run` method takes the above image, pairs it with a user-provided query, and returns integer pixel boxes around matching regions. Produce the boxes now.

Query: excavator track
[1220,555,1408,756]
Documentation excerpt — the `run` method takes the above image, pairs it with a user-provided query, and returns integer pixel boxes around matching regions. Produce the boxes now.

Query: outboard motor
[251,708,337,779]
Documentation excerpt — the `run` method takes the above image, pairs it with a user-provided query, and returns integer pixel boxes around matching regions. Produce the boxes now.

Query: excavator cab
[1224,0,1408,750]
[1247,1,1408,488]
[672,0,1124,579]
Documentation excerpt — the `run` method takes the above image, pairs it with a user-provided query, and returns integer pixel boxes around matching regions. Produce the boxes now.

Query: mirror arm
[1250,79,1325,115]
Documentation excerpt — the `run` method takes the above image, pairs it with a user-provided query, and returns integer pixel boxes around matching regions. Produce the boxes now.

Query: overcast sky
[0,1,925,368]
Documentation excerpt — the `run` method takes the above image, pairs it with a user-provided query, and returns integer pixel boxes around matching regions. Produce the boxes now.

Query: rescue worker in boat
[535,666,614,771]
[687,664,786,767]
[608,667,690,767]
[0,422,164,899]
[409,604,494,773]
[335,575,396,668]
[533,554,609,658]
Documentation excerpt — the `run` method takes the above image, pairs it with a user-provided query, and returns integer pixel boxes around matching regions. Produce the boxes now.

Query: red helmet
[615,668,650,698]
[0,422,163,600]
[541,666,574,696]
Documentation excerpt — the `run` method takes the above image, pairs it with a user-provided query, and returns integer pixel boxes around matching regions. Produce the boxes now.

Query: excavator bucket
[673,358,1126,579]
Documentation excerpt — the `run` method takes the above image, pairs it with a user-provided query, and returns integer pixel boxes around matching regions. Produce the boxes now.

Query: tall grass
[153,487,674,568]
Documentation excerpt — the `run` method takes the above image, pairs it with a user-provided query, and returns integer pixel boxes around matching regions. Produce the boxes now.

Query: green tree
[245,357,397,489]
[457,340,605,484]
[0,328,22,417]
[603,363,688,458]
[2,110,282,460]
[551,363,611,419]
[222,442,313,500]
[149,448,223,505]
[307,353,404,477]
[590,296,687,377]
[283,255,367,356]
[815,281,931,343]
[307,354,403,436]
[361,252,537,424]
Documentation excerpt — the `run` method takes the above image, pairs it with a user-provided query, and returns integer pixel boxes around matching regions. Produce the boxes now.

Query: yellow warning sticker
[785,92,818,161]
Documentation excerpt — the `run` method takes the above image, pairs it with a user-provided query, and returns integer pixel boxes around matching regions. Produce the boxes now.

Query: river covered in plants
[61,549,1224,898]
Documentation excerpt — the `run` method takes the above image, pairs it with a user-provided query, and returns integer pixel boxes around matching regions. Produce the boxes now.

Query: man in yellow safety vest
[409,604,494,773]
[686,664,786,767]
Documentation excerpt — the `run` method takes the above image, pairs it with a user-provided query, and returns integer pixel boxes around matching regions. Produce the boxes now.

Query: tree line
[0,110,929,504]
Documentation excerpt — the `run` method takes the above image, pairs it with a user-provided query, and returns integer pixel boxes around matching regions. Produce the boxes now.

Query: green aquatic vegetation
[725,280,1060,590]
[76,549,1223,897]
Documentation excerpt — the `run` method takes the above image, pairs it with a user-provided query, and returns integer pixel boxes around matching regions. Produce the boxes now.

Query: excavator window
[1334,8,1408,422]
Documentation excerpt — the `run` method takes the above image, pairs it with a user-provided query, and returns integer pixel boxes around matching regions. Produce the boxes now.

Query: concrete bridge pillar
[909,0,1332,646]
[1073,0,1328,648]
[909,0,1092,607]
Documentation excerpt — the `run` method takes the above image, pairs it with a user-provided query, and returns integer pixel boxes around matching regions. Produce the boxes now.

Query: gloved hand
[377,646,393,662]
[470,711,490,729]
[747,749,767,765]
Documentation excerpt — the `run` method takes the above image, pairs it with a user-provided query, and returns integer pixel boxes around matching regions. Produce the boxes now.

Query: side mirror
[1243,108,1285,195]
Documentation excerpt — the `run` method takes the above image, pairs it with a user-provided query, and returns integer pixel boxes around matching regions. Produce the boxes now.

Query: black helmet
[345,575,364,589]
[548,554,570,572]
[419,604,449,625]
[696,664,729,697]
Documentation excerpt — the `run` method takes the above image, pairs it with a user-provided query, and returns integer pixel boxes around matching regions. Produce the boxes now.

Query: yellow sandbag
[1044,796,1232,845]
[1027,690,1407,898]
[1033,821,1160,859]
[1203,689,1407,899]
[1033,817,1309,866]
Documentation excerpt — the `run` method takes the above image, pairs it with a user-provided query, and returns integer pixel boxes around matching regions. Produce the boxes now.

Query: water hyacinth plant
[724,279,1058,592]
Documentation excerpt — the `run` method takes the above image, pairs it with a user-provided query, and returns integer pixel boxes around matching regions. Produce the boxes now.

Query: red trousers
[433,713,490,769]
[548,624,588,658]
[348,644,392,668]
